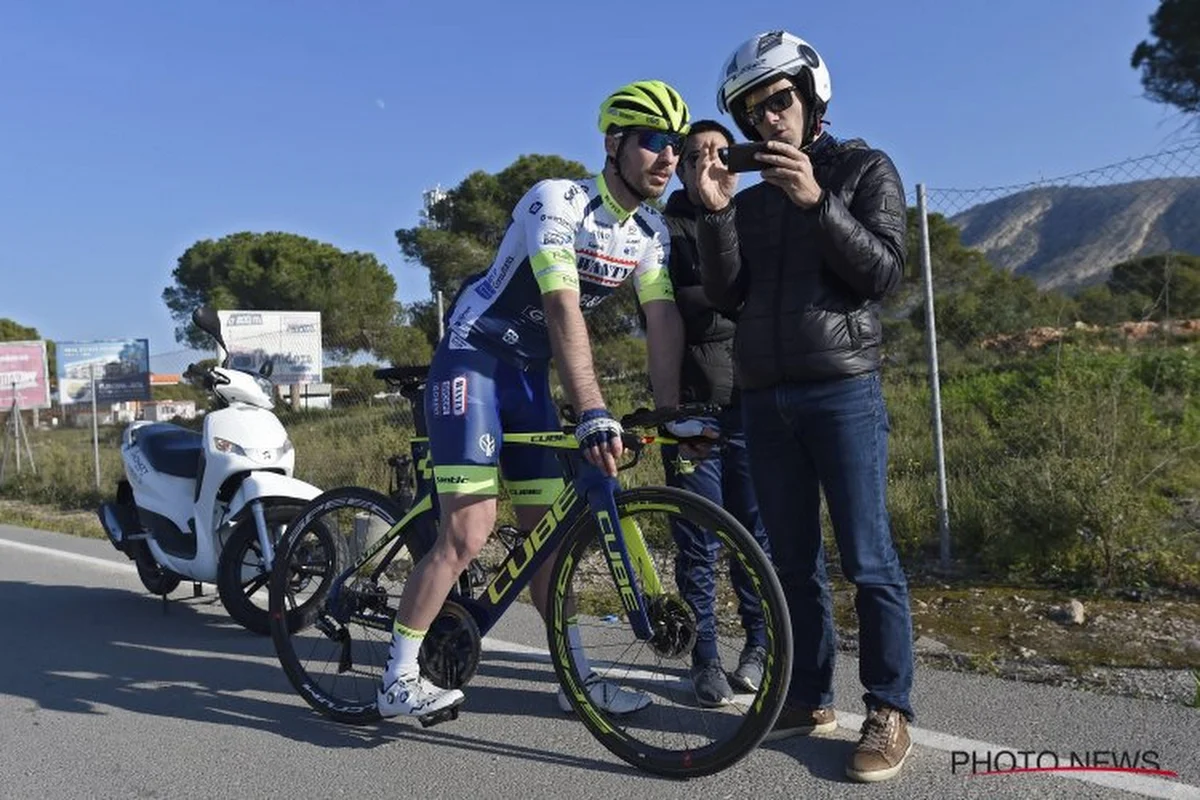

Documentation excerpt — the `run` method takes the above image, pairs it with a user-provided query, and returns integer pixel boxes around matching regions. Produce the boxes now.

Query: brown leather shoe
[846,707,912,782]
[763,705,838,741]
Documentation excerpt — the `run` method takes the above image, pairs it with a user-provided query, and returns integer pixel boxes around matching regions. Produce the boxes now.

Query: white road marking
[4,533,1197,798]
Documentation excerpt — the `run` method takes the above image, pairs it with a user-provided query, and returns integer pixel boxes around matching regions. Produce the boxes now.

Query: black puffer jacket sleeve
[695,203,746,313]
[812,151,906,301]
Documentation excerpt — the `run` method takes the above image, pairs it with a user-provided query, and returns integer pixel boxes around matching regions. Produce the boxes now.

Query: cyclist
[378,80,692,720]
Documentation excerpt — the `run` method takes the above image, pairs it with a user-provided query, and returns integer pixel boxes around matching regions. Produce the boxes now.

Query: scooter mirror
[192,307,230,365]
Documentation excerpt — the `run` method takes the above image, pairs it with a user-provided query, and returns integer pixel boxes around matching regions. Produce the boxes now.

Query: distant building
[143,400,197,422]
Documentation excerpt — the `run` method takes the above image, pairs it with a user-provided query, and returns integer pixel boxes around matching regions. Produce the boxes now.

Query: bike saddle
[374,365,431,396]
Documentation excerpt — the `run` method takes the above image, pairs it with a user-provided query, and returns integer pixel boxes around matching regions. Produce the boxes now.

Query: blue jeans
[742,372,914,719]
[663,406,773,665]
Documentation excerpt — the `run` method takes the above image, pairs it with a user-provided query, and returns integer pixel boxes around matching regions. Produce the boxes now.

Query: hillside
[947,176,1200,291]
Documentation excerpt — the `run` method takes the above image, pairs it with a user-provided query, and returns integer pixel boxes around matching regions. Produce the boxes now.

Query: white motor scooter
[98,306,322,634]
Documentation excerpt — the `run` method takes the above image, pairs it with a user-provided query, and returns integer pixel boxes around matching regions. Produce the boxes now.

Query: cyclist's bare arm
[544,288,605,411]
[544,288,623,473]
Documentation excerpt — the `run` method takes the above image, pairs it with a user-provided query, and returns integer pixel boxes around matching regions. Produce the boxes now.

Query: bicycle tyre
[269,486,406,724]
[547,485,792,778]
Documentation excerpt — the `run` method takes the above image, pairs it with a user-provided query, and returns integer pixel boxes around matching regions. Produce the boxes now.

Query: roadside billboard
[0,340,51,410]
[216,310,322,384]
[56,339,151,405]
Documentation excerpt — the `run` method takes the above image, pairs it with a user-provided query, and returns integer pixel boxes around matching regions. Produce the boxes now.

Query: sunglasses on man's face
[630,129,687,155]
[744,86,799,127]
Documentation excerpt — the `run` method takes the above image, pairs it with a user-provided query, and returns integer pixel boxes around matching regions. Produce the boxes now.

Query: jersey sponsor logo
[541,231,572,247]
[502,328,519,345]
[520,305,545,324]
[478,433,496,458]
[540,213,571,227]
[563,185,579,203]
[494,255,518,287]
[451,376,467,416]
[528,201,543,215]
[432,379,457,416]
[576,254,633,286]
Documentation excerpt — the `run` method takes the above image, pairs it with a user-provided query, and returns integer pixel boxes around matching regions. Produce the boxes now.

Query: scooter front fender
[227,472,323,522]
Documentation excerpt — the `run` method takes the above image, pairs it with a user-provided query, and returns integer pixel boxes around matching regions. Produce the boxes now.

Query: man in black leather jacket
[651,119,775,709]
[693,30,916,783]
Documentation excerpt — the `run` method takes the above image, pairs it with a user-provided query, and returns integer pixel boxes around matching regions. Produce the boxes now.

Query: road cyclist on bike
[377,80,694,721]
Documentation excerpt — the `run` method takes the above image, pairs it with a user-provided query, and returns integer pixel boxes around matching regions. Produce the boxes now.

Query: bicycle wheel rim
[547,486,792,778]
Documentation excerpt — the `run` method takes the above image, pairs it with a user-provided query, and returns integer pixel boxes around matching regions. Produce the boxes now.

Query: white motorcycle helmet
[716,30,832,146]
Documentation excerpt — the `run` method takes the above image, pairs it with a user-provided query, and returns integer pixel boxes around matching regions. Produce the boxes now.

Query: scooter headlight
[214,436,293,463]
[213,437,247,456]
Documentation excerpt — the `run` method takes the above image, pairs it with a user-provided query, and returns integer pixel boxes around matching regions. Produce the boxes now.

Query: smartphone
[719,141,771,173]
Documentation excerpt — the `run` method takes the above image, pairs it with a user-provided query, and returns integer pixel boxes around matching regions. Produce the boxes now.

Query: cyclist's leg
[379,341,504,717]
[493,359,563,620]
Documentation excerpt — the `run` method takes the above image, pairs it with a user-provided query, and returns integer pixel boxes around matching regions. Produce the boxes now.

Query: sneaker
[763,704,838,741]
[690,661,734,708]
[729,645,766,692]
[557,671,652,716]
[846,707,912,783]
[377,673,464,718]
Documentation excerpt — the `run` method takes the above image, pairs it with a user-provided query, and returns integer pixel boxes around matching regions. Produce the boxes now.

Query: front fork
[575,465,660,641]
[250,499,276,573]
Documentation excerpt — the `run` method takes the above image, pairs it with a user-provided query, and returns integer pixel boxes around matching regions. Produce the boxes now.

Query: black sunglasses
[744,86,800,126]
[628,129,687,155]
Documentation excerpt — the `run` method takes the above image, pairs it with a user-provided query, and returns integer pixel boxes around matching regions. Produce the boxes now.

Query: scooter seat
[135,423,203,479]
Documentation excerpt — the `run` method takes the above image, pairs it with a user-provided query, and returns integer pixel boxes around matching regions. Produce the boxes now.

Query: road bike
[268,365,792,778]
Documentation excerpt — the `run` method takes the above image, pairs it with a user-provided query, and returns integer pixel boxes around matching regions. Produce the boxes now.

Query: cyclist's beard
[612,139,667,203]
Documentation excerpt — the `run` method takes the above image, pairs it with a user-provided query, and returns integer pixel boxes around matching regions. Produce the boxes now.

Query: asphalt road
[1,524,1196,800]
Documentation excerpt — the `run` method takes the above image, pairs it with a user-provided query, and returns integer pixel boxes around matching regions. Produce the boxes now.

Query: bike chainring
[646,594,697,659]
[419,600,482,690]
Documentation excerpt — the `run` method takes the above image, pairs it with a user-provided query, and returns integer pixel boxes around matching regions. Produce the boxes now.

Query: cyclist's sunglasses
[744,86,800,127]
[629,129,687,155]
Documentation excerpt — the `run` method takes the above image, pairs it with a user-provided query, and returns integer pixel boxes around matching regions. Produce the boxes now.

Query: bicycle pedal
[418,703,462,728]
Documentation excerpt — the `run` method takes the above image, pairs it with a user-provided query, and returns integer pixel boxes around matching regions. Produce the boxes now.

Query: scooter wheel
[130,541,183,596]
[216,501,308,635]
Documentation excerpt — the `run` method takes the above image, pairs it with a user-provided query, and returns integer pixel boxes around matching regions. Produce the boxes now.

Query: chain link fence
[3,145,1198,588]
[909,144,1200,587]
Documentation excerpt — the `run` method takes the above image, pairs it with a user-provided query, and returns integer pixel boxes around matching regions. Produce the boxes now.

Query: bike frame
[328,367,672,643]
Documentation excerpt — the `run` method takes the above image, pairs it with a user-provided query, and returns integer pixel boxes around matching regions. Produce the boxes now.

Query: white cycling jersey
[444,173,674,369]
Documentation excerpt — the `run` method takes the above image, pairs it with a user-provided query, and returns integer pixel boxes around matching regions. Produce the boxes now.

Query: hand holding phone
[718,142,771,173]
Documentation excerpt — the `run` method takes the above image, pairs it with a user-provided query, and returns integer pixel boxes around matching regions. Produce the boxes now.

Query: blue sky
[0,0,1189,364]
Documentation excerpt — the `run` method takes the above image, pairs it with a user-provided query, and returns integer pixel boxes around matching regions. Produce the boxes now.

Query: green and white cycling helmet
[598,80,691,135]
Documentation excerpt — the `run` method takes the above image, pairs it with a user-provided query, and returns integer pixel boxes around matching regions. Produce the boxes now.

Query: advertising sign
[216,310,322,384]
[0,340,51,410]
[56,339,151,405]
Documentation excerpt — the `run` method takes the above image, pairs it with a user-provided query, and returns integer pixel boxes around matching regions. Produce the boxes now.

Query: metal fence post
[917,184,952,569]
[436,290,445,342]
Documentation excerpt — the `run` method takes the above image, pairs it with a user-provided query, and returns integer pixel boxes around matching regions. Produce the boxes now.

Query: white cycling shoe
[557,671,652,716]
[377,673,464,718]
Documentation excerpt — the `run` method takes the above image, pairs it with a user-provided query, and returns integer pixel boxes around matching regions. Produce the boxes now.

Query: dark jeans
[663,406,773,665]
[742,372,915,719]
